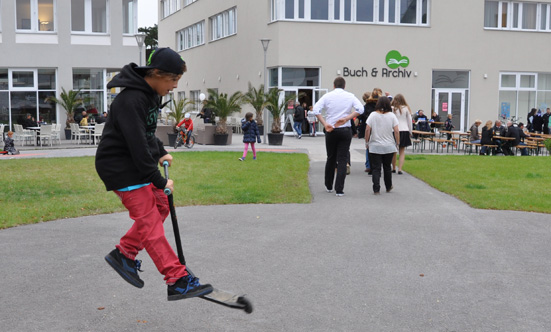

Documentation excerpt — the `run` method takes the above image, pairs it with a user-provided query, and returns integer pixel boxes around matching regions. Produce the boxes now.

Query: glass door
[434,89,466,132]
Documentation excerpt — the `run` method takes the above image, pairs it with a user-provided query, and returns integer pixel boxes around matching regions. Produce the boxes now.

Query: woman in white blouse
[390,94,413,175]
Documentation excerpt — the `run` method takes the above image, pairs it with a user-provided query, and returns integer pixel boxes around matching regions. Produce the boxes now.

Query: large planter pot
[268,133,284,146]
[64,128,71,140]
[213,133,229,145]
[167,133,178,147]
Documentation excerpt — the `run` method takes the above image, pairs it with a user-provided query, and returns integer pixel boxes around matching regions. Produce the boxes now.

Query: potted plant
[46,88,88,139]
[166,98,194,147]
[243,82,269,135]
[265,88,296,145]
[204,88,244,145]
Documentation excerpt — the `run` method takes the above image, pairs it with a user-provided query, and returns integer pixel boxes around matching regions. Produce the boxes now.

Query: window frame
[210,7,237,42]
[16,0,57,33]
[177,20,205,51]
[484,1,551,32]
[271,0,429,26]
[71,0,109,34]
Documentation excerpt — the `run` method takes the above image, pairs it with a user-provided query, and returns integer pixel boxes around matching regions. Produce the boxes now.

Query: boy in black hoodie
[96,48,213,301]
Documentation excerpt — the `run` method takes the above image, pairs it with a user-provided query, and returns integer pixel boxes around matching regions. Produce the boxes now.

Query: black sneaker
[167,274,213,301]
[105,249,144,288]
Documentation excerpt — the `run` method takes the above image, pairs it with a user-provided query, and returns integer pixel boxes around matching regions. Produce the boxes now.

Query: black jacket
[481,126,493,145]
[95,63,168,191]
[506,125,526,146]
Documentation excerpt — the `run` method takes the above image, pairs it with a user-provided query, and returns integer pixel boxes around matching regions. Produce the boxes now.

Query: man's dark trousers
[324,127,352,194]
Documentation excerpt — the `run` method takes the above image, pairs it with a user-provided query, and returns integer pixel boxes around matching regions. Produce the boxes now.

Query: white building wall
[159,0,551,127]
[0,0,140,132]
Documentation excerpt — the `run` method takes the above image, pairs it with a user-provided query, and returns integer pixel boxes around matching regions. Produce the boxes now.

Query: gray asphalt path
[1,136,550,331]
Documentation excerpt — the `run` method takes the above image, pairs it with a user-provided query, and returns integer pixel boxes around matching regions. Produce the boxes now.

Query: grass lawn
[0,151,311,229]
[403,154,551,213]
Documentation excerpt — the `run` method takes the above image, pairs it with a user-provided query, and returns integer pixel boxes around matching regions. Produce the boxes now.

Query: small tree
[243,82,269,126]
[265,88,296,134]
[204,89,244,135]
[166,98,194,132]
[544,138,551,155]
[46,88,88,129]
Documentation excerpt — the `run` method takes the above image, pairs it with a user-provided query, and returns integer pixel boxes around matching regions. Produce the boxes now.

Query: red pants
[114,184,187,284]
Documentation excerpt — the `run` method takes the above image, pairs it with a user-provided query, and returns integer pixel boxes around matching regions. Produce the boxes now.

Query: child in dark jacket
[239,112,261,161]
[95,48,212,301]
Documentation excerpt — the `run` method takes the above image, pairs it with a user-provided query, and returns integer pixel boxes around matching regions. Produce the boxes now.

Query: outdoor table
[26,126,41,145]
[411,130,434,152]
[80,125,95,144]
[526,137,545,155]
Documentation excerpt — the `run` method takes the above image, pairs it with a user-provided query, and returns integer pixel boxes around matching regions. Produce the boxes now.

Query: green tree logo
[386,50,409,69]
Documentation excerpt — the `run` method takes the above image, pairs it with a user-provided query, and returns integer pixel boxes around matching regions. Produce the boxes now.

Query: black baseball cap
[136,48,186,75]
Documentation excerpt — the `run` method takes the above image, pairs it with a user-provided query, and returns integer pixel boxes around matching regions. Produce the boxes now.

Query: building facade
[0,0,141,132]
[159,0,551,132]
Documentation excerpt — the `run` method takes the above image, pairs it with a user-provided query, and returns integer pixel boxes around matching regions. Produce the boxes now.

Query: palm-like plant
[265,88,296,134]
[166,98,194,132]
[204,88,244,135]
[45,88,88,128]
[242,82,269,126]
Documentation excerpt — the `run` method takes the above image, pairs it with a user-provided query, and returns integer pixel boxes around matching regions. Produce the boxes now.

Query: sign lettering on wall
[342,50,413,79]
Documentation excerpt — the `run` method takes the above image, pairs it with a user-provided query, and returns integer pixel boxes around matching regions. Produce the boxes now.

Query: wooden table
[411,130,435,152]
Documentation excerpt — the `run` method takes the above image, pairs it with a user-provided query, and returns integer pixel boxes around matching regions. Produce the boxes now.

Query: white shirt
[392,106,412,133]
[366,111,399,154]
[312,88,364,127]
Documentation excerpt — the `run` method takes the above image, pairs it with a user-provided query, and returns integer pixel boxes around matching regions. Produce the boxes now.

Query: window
[484,1,551,31]
[272,0,429,25]
[184,0,197,6]
[16,0,55,32]
[189,90,201,111]
[177,21,204,50]
[71,0,108,33]
[161,0,180,18]
[499,72,551,121]
[210,7,237,41]
[73,68,105,115]
[0,69,57,127]
[123,0,137,34]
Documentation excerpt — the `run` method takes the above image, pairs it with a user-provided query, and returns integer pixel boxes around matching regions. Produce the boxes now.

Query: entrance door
[434,89,466,132]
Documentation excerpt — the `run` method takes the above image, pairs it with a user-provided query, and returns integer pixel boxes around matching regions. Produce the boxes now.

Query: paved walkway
[1,134,550,331]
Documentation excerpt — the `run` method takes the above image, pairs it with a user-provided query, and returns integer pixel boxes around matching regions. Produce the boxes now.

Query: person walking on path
[293,102,306,138]
[239,112,261,161]
[365,96,399,195]
[313,77,364,197]
[95,47,213,301]
[390,94,412,175]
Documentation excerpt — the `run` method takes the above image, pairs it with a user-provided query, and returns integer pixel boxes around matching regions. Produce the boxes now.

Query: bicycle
[174,127,196,149]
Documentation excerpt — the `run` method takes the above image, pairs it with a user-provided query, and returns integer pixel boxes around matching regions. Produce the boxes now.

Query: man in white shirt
[313,77,364,197]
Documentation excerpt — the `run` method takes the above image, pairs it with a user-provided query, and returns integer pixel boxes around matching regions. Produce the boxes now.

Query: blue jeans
[293,121,302,136]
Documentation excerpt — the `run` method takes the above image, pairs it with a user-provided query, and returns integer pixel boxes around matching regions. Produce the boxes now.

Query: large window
[161,0,180,18]
[485,1,551,31]
[184,0,198,6]
[16,0,55,32]
[0,69,57,127]
[73,68,105,116]
[210,7,237,41]
[71,0,108,33]
[177,21,204,51]
[123,0,137,34]
[499,72,551,122]
[272,0,429,25]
